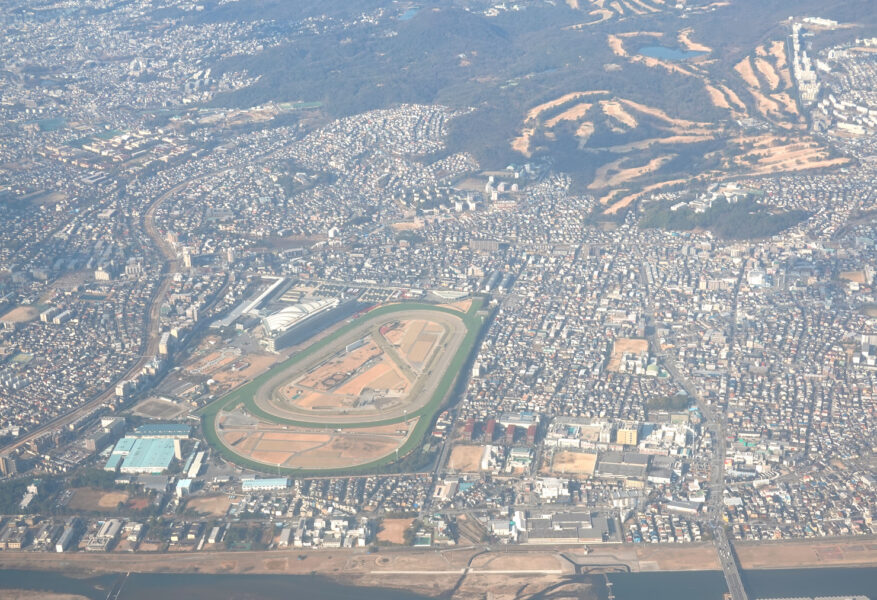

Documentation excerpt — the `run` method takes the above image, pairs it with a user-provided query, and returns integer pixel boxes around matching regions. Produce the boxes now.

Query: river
[1,567,874,599]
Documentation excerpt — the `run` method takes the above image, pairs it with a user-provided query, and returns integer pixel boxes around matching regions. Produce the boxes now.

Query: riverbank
[737,537,877,569]
[0,539,873,599]
[4,593,89,600]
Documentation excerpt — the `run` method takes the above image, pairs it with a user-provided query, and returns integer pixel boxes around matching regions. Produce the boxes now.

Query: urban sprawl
[0,4,875,599]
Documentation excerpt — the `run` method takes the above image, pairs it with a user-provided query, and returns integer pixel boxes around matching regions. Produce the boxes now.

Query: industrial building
[187,450,206,478]
[176,478,193,497]
[595,451,650,481]
[104,437,178,474]
[131,423,190,439]
[525,511,610,544]
[84,417,125,452]
[85,518,123,552]
[241,477,289,492]
[55,517,82,553]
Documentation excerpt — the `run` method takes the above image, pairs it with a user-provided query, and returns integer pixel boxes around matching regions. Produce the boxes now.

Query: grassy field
[201,298,487,476]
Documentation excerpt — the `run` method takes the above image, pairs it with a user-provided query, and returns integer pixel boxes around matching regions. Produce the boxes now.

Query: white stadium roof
[263,298,338,333]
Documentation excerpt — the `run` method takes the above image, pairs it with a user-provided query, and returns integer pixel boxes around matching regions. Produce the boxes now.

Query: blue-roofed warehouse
[104,437,178,474]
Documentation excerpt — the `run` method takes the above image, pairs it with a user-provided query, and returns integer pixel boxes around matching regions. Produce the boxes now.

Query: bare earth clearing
[550,450,598,476]
[448,444,485,472]
[67,488,129,511]
[217,410,418,470]
[0,306,38,323]
[377,518,414,544]
[185,495,234,517]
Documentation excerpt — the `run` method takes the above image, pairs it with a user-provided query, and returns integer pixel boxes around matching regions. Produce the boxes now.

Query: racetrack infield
[254,310,465,425]
[201,299,487,475]
[217,408,419,470]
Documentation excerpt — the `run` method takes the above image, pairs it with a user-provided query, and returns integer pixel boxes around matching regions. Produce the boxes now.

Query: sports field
[377,518,415,544]
[201,299,487,475]
[0,306,38,323]
[548,450,598,476]
[67,488,130,511]
[447,445,486,472]
[185,495,234,517]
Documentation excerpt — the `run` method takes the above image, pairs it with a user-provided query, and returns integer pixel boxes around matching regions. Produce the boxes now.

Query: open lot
[736,539,877,569]
[252,307,469,426]
[393,319,446,369]
[132,396,188,420]
[296,339,383,391]
[0,306,38,323]
[217,407,419,470]
[209,354,279,390]
[67,488,130,511]
[273,334,412,415]
[185,495,234,517]
[448,444,486,472]
[549,450,597,476]
[377,518,414,545]
[186,348,240,376]
[636,543,720,571]
[608,337,649,372]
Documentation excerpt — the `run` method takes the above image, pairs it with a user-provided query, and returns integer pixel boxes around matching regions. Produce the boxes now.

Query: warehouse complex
[104,437,179,474]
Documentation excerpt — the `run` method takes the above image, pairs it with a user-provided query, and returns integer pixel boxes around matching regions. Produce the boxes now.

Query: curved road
[0,173,200,455]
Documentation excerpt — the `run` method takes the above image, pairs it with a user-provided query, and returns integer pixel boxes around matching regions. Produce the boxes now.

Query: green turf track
[200,298,485,476]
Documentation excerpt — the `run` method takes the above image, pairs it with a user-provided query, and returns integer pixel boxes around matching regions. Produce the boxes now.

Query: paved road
[0,174,189,455]
[640,262,749,600]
